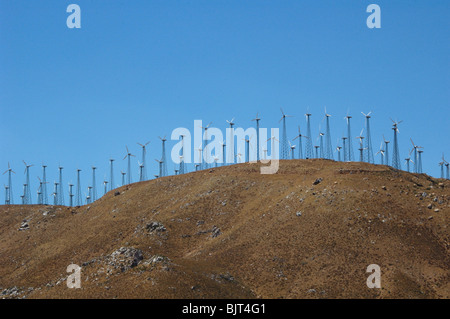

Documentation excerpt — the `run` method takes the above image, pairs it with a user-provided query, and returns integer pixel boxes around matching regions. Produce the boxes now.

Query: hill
[0,160,448,299]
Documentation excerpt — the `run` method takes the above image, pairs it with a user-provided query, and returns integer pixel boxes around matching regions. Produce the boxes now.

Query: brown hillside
[0,160,448,299]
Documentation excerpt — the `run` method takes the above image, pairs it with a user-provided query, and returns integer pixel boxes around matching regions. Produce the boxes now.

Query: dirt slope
[0,160,448,299]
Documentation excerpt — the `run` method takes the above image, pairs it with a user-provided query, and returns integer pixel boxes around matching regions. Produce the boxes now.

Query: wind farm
[0,0,448,303]
[3,108,449,207]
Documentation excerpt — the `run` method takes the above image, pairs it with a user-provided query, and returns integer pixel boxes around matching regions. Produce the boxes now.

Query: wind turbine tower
[75,169,82,206]
[123,146,135,184]
[137,141,150,181]
[289,142,296,160]
[383,136,390,166]
[243,136,252,163]
[69,183,74,207]
[356,129,365,162]
[4,186,10,205]
[292,126,304,159]
[3,163,15,205]
[91,166,97,201]
[23,161,33,204]
[58,166,65,206]
[342,137,348,161]
[220,141,226,166]
[251,113,261,161]
[155,159,163,178]
[410,139,423,173]
[418,149,424,174]
[279,108,293,160]
[319,132,325,159]
[109,159,115,191]
[391,120,402,170]
[159,136,168,177]
[314,145,320,159]
[42,164,48,204]
[121,171,126,186]
[324,110,333,160]
[226,118,235,164]
[305,113,313,159]
[336,145,342,162]
[201,122,212,169]
[439,160,445,178]
[53,182,58,205]
[376,142,385,165]
[103,180,109,195]
[362,112,374,163]
[179,135,186,174]
[345,114,355,161]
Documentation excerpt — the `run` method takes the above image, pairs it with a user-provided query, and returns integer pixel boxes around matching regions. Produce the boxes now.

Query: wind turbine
[345,113,354,161]
[356,129,365,162]
[37,177,43,205]
[417,149,424,174]
[383,135,390,166]
[305,112,313,159]
[195,144,203,170]
[439,158,445,178]
[341,137,348,161]
[314,145,320,159]
[289,141,296,160]
[405,151,414,173]
[137,141,150,181]
[155,159,163,178]
[138,161,145,182]
[292,126,305,159]
[158,136,168,177]
[318,132,325,159]
[91,166,97,201]
[324,108,333,160]
[58,166,65,206]
[123,146,135,184]
[103,180,109,195]
[375,142,385,165]
[226,117,235,164]
[251,113,261,161]
[23,161,33,204]
[279,108,293,160]
[335,144,343,162]
[42,164,48,204]
[391,119,403,170]
[179,135,186,174]
[87,186,92,204]
[242,135,253,163]
[410,139,423,173]
[213,156,219,168]
[53,182,59,205]
[235,149,244,163]
[121,171,126,186]
[219,140,226,166]
[76,169,82,206]
[201,122,212,169]
[4,185,10,205]
[68,183,74,206]
[3,163,15,205]
[109,159,115,191]
[362,112,374,163]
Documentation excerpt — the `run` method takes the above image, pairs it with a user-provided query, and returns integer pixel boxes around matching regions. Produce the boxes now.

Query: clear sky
[1,1,449,203]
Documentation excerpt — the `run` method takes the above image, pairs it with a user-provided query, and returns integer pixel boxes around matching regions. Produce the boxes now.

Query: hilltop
[0,159,448,299]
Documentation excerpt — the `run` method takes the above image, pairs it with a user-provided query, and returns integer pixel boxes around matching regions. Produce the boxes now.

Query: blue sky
[1,1,449,203]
